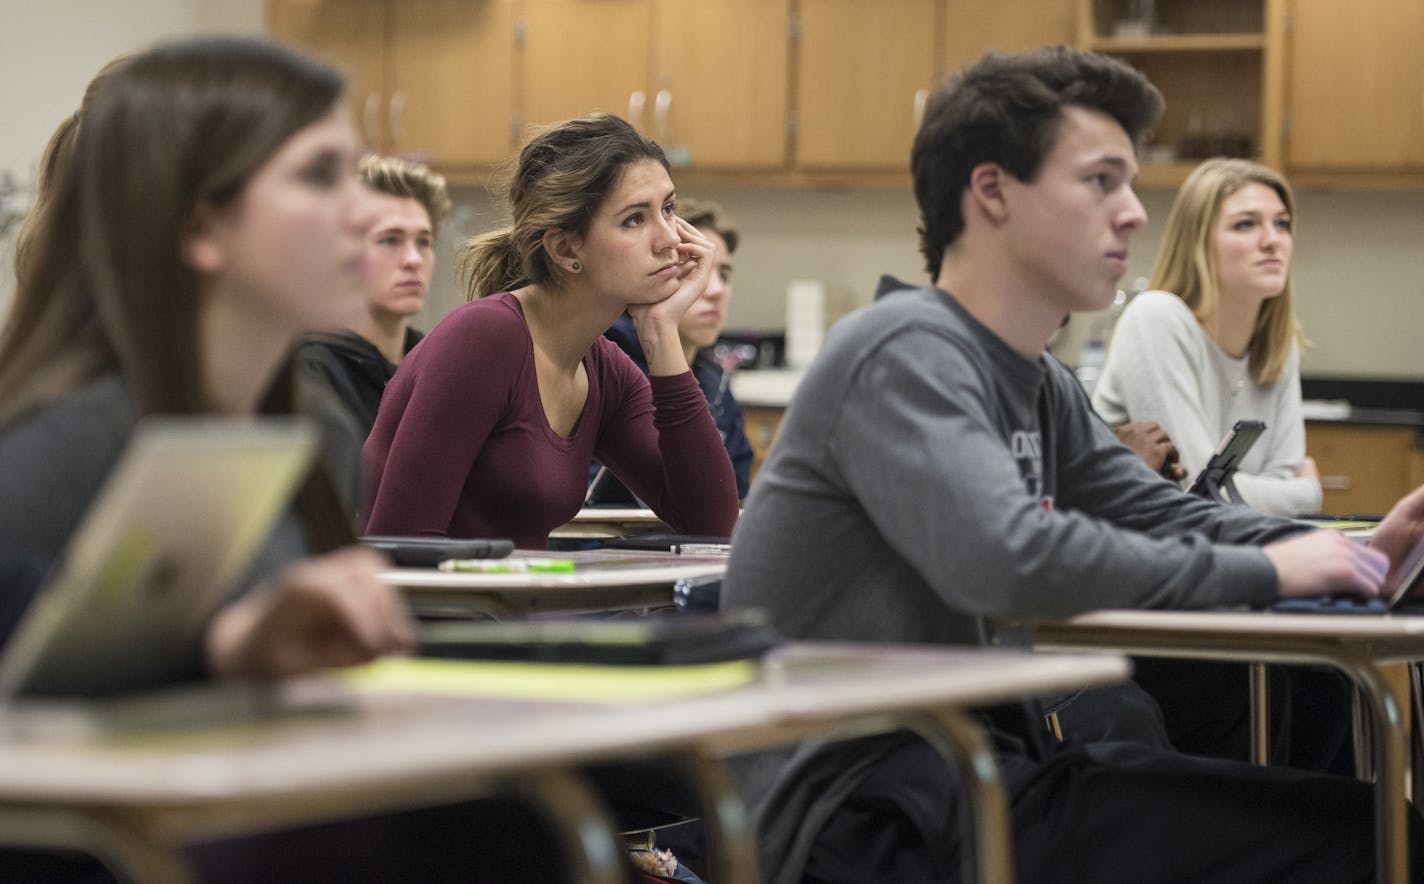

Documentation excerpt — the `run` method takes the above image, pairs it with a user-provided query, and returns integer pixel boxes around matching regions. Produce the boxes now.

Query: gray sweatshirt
[724,282,1306,649]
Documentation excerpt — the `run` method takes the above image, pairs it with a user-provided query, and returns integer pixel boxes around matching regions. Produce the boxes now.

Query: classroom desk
[1034,609,1424,884]
[381,549,727,617]
[0,644,1128,884]
[550,507,668,540]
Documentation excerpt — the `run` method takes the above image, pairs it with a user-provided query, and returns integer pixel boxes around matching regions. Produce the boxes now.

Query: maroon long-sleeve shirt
[363,293,738,548]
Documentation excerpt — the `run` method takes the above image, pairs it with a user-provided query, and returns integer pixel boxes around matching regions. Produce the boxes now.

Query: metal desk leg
[1354,681,1374,781]
[1249,662,1270,765]
[0,806,197,884]
[909,708,1015,884]
[510,769,629,884]
[660,750,758,884]
[1333,655,1409,884]
[1409,663,1424,803]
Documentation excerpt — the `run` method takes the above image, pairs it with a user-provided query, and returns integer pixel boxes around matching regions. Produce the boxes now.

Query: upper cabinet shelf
[1074,0,1281,185]
[1085,33,1266,53]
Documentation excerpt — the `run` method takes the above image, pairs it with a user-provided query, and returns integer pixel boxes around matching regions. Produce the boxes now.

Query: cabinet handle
[654,89,672,141]
[1320,475,1352,491]
[628,91,646,130]
[913,88,929,130]
[388,90,406,148]
[362,93,381,147]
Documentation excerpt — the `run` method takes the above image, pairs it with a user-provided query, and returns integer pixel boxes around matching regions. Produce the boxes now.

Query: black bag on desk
[417,613,781,666]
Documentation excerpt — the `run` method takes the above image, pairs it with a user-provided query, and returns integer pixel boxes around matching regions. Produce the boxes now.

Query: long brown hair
[1148,157,1302,385]
[0,37,354,549]
[459,113,669,300]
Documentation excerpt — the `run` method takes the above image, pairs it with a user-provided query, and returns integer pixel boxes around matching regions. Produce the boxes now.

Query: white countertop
[729,369,805,407]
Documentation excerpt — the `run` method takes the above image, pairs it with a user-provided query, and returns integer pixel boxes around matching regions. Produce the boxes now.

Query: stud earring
[570,261,581,272]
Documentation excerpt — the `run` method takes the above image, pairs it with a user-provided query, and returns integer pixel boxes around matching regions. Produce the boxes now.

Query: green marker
[438,557,576,574]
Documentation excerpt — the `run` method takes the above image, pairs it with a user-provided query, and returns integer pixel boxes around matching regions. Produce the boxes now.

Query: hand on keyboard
[1270,595,1390,615]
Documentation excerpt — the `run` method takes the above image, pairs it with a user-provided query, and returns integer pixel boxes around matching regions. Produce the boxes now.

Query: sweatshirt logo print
[1010,429,1044,498]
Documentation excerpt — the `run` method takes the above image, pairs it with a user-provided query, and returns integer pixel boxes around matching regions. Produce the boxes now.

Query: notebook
[0,417,317,697]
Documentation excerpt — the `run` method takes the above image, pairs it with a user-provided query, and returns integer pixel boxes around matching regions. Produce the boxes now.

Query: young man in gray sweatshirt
[723,45,1424,882]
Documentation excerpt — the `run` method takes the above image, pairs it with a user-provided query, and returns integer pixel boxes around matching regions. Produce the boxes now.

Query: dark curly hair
[912,45,1164,278]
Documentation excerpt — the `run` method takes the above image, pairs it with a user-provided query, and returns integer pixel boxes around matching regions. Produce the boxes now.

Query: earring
[570,261,581,272]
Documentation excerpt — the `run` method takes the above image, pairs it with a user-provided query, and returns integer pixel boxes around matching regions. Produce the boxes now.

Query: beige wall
[4,1,1422,380]
[427,183,1424,378]
[0,0,265,318]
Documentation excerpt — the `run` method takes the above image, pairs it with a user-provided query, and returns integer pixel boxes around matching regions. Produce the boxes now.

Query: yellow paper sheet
[338,657,760,703]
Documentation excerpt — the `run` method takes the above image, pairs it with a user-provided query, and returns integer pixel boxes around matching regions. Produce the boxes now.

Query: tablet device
[0,417,317,698]
[1188,419,1266,504]
[361,536,514,567]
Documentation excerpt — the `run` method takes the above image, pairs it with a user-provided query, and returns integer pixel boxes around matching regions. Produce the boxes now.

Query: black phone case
[361,536,514,567]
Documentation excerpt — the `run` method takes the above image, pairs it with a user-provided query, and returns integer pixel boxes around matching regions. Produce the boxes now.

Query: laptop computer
[1270,530,1424,615]
[0,417,317,697]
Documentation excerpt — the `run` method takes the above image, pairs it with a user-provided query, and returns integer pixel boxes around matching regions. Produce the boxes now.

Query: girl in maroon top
[364,114,738,547]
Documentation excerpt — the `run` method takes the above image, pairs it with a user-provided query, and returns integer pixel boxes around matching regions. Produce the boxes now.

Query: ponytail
[458,228,531,301]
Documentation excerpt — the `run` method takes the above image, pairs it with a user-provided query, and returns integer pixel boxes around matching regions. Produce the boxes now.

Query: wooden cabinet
[1284,0,1424,175]
[268,0,516,167]
[743,406,786,483]
[268,0,386,150]
[271,1,1422,187]
[649,0,791,171]
[520,0,792,170]
[943,0,1076,71]
[1306,421,1423,515]
[518,0,650,133]
[1075,0,1283,187]
[386,0,517,167]
[794,0,940,171]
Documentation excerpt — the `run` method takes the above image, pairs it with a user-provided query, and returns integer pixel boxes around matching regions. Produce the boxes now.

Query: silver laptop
[0,417,317,697]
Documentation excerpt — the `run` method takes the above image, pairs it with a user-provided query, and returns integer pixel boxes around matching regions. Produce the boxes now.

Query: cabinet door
[268,0,387,150]
[650,0,791,170]
[1306,422,1417,515]
[387,0,517,166]
[1286,0,1424,171]
[795,0,939,170]
[943,0,1075,71]
[519,0,652,135]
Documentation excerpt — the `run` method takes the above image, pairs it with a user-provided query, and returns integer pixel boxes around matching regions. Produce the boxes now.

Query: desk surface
[1035,606,1424,884]
[551,507,668,539]
[381,550,726,591]
[0,644,1127,806]
[381,549,727,615]
[1037,608,1424,661]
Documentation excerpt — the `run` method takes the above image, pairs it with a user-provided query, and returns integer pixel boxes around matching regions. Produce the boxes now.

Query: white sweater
[1092,290,1321,517]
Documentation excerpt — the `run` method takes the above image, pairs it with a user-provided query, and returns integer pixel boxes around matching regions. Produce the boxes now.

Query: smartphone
[361,536,514,567]
[1187,419,1266,503]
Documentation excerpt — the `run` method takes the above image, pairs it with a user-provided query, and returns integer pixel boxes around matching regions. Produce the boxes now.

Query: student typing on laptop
[722,46,1424,881]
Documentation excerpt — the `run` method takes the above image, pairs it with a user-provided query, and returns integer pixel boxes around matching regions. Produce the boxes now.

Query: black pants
[1133,658,1355,773]
[803,736,1419,884]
